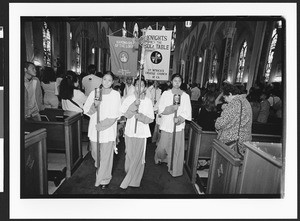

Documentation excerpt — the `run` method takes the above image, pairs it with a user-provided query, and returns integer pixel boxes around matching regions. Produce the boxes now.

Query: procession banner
[108,36,138,77]
[143,30,172,81]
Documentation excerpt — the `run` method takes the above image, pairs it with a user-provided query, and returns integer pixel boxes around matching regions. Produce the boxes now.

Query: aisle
[54,138,196,196]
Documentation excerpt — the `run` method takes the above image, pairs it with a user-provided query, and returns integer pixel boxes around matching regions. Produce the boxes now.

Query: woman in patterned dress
[215,83,252,155]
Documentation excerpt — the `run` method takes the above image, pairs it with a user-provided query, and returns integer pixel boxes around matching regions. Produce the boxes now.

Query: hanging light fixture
[185,21,192,28]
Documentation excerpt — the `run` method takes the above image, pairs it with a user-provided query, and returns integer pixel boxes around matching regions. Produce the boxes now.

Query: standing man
[122,76,135,98]
[82,64,102,97]
[146,80,162,140]
[24,61,44,121]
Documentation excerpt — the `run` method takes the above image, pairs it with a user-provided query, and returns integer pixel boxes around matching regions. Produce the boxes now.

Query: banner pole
[95,87,102,169]
[134,28,146,134]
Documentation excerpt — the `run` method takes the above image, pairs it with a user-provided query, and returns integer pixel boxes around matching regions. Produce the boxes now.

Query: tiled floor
[48,141,89,195]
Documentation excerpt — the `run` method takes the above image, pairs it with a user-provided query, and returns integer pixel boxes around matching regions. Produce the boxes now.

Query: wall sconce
[198,57,202,63]
[185,21,192,28]
[70,32,72,40]
[92,48,95,54]
[277,20,282,29]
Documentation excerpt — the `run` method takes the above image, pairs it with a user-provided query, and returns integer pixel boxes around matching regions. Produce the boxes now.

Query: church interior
[22,17,284,197]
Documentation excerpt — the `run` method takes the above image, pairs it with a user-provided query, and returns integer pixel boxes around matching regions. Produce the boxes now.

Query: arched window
[171,25,176,52]
[264,28,278,82]
[42,22,52,67]
[236,40,247,83]
[75,43,81,74]
[211,53,218,83]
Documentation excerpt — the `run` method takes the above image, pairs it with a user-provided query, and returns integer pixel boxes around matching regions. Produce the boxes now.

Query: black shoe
[101,184,109,190]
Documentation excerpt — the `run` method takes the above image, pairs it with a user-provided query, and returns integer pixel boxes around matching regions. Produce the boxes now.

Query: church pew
[206,140,283,195]
[184,121,282,185]
[252,121,283,135]
[24,128,48,196]
[24,109,82,178]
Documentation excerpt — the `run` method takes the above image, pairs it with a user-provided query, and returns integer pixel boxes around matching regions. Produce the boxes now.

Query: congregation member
[246,87,261,122]
[196,91,220,131]
[24,61,44,121]
[123,76,135,98]
[215,83,252,156]
[190,82,201,119]
[59,71,87,113]
[154,73,191,177]
[146,80,162,142]
[268,87,282,121]
[82,64,102,97]
[119,78,154,189]
[83,71,121,189]
[40,66,59,108]
[257,89,270,123]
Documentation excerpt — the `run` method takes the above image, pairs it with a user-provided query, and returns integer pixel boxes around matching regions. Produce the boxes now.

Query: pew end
[23,128,48,196]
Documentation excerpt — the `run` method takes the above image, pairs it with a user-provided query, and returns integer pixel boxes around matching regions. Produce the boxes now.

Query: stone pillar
[221,22,236,83]
[80,29,89,74]
[247,21,267,92]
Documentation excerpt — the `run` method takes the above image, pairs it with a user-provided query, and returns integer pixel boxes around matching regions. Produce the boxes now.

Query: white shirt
[82,74,102,97]
[121,94,154,138]
[146,85,162,109]
[83,89,121,143]
[123,84,135,98]
[190,87,201,101]
[62,89,87,113]
[158,90,192,133]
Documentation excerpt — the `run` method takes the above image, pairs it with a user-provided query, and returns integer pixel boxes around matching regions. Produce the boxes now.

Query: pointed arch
[236,40,248,83]
[42,21,52,67]
[264,28,278,82]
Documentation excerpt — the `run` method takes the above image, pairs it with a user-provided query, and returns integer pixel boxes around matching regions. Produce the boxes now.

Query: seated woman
[59,71,87,113]
[196,92,220,131]
[215,83,252,156]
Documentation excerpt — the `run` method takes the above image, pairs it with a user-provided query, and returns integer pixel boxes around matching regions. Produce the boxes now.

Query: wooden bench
[184,121,282,186]
[23,128,48,196]
[24,109,82,179]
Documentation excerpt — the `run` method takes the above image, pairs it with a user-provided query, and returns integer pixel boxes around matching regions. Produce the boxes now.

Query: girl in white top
[120,78,154,189]
[59,71,87,113]
[154,73,192,177]
[83,71,121,189]
[41,67,59,108]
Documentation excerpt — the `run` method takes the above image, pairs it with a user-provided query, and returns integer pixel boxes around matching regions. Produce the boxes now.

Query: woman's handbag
[225,100,244,160]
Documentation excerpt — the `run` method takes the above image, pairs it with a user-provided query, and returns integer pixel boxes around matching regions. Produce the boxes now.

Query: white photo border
[10,2,297,219]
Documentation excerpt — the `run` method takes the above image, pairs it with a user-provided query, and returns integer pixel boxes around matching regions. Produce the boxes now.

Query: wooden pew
[24,128,48,196]
[206,139,243,194]
[24,109,82,178]
[236,142,282,194]
[206,140,283,195]
[184,121,282,186]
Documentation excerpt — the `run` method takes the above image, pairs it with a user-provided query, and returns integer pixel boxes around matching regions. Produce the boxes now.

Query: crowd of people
[24,61,283,190]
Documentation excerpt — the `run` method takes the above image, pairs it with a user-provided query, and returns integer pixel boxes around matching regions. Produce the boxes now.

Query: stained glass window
[75,43,81,74]
[171,25,176,52]
[211,53,218,82]
[42,22,52,67]
[264,28,278,82]
[236,40,247,83]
